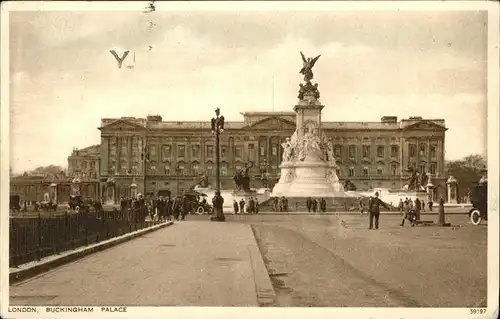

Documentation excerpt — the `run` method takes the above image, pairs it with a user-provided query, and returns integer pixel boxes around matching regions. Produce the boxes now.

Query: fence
[9,209,161,268]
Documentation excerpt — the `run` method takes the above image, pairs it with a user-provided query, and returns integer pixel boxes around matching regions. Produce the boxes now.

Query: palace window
[221,146,227,157]
[377,146,384,158]
[377,167,383,176]
[164,165,170,176]
[110,146,116,156]
[177,164,185,176]
[178,145,186,158]
[420,163,426,173]
[409,144,416,157]
[82,162,87,170]
[150,145,157,157]
[430,163,437,175]
[121,139,127,153]
[348,145,356,158]
[207,164,214,177]
[272,145,278,156]
[206,145,214,158]
[191,162,199,175]
[221,163,228,176]
[334,145,342,158]
[192,145,200,158]
[260,145,266,156]
[391,145,399,158]
[348,167,355,177]
[362,167,369,177]
[162,145,171,161]
[90,161,96,169]
[390,163,398,176]
[362,145,370,158]
[132,137,139,148]
[235,146,242,158]
[248,144,255,150]
[419,143,426,156]
[430,145,437,158]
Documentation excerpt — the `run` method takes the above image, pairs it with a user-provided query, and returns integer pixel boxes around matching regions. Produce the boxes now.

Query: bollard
[438,198,445,226]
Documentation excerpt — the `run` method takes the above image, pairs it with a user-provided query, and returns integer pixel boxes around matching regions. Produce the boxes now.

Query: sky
[8,4,488,174]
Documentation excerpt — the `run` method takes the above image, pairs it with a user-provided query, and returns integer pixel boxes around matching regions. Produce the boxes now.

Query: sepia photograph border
[1,1,499,318]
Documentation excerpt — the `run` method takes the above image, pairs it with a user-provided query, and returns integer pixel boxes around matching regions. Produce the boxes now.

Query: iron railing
[9,209,162,268]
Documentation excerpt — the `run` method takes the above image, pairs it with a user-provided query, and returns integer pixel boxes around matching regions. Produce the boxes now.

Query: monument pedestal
[272,156,345,198]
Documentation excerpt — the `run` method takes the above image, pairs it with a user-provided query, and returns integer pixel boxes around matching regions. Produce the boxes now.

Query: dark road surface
[192,212,487,307]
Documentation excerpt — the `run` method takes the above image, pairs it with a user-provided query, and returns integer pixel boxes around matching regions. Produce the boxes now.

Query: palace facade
[93,112,447,204]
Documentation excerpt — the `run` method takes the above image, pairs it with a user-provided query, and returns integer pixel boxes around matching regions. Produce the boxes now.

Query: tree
[28,165,67,177]
[445,154,486,202]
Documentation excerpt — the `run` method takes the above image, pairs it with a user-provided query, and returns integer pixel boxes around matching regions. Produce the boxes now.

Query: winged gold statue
[299,52,321,82]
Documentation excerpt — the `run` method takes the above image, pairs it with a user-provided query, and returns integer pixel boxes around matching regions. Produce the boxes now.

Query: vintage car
[183,192,212,215]
[469,183,487,225]
[68,195,96,214]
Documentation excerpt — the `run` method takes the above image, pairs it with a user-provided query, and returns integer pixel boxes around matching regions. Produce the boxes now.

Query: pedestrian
[284,197,289,212]
[255,198,259,214]
[360,198,364,215]
[278,197,283,212]
[166,196,172,221]
[422,201,425,212]
[273,197,279,212]
[181,195,189,220]
[312,199,318,213]
[368,192,390,230]
[249,197,255,214]
[398,199,404,215]
[428,200,433,212]
[172,196,180,221]
[320,198,326,213]
[306,197,312,213]
[239,198,245,214]
[415,198,421,221]
[233,200,239,215]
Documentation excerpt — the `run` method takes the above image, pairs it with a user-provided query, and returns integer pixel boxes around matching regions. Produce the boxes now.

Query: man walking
[368,192,390,230]
[239,198,245,214]
[233,200,239,215]
[414,198,421,221]
[320,198,326,213]
[306,197,313,213]
[312,199,318,213]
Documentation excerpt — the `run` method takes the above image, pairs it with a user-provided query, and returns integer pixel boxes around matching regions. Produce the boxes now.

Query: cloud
[8,10,488,173]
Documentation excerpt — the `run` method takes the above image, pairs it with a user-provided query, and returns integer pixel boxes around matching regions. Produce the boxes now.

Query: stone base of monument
[271,159,347,198]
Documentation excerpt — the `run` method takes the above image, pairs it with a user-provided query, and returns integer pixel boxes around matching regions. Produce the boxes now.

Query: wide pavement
[10,221,266,306]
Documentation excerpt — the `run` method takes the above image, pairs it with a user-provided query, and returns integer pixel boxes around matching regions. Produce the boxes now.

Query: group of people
[306,197,327,213]
[398,197,429,227]
[272,196,289,212]
[119,194,192,222]
[233,197,260,214]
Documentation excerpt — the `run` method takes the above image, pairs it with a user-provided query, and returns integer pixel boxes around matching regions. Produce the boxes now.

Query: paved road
[10,212,487,308]
[10,222,264,306]
[237,213,487,307]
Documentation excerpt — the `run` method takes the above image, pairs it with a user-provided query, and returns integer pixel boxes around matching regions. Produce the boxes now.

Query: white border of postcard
[1,1,499,319]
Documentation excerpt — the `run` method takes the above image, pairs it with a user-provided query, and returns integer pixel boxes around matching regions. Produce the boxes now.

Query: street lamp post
[176,164,181,196]
[210,108,225,222]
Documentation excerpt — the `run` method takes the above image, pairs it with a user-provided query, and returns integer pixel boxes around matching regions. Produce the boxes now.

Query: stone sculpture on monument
[271,52,348,199]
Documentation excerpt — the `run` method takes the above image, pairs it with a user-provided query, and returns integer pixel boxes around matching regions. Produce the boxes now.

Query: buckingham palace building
[63,112,448,204]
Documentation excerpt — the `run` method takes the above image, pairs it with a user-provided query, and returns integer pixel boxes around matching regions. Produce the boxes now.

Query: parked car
[469,183,487,225]
[183,191,213,215]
